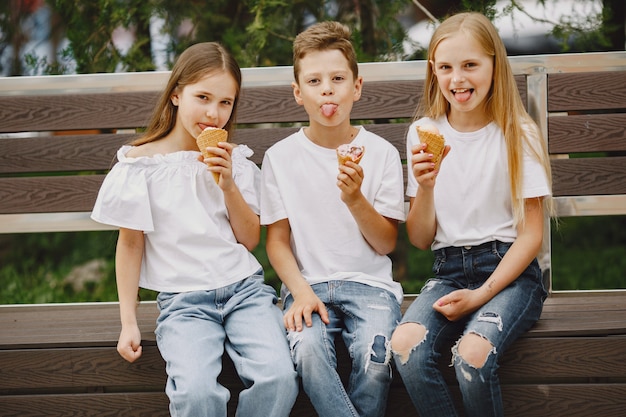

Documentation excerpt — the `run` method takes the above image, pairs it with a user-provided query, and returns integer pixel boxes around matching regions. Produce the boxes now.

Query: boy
[260,21,405,417]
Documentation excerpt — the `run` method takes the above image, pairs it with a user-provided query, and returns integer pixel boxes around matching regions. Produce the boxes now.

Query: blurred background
[0,0,624,303]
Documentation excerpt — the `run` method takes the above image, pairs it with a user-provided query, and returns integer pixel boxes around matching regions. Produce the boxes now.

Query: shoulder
[265,130,302,157]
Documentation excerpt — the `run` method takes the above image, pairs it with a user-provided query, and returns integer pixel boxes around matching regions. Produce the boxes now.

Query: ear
[353,76,363,102]
[170,87,180,106]
[292,81,303,106]
[429,60,436,74]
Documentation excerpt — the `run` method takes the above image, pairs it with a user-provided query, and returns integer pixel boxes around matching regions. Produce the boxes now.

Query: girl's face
[431,32,494,125]
[292,49,362,129]
[171,70,238,139]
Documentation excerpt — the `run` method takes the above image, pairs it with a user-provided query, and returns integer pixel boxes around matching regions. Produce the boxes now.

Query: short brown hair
[293,21,358,83]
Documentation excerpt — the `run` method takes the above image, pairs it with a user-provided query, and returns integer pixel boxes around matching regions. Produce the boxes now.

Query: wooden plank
[548,113,626,154]
[1,384,625,417]
[1,336,623,392]
[0,134,132,174]
[547,71,626,112]
[551,157,626,197]
[0,92,158,133]
[0,176,105,215]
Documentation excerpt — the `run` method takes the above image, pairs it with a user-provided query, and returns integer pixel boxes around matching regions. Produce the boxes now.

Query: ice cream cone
[336,144,365,165]
[196,128,228,183]
[417,126,445,171]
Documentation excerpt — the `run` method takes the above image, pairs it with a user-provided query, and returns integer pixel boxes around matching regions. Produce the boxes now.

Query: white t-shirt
[91,145,262,292]
[261,126,406,302]
[406,117,551,250]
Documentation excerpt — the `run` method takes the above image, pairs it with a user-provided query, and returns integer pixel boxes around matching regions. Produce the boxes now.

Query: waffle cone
[336,145,365,165]
[417,127,445,171]
[196,128,228,183]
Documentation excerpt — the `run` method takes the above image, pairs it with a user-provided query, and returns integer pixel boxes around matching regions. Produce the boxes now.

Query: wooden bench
[1,51,625,416]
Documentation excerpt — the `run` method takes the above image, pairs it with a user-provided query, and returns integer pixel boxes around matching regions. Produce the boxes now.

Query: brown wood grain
[552,157,626,196]
[548,71,626,112]
[548,113,626,154]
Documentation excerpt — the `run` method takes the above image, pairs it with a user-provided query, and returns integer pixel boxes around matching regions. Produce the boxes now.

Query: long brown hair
[133,42,242,146]
[418,12,553,225]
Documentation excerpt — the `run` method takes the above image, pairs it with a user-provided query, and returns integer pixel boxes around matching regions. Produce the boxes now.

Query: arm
[337,161,398,255]
[266,218,329,331]
[405,142,449,250]
[204,142,260,250]
[115,227,145,363]
[434,197,545,321]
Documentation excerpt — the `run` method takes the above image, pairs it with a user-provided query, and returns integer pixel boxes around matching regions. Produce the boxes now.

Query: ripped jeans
[284,281,401,417]
[393,241,546,417]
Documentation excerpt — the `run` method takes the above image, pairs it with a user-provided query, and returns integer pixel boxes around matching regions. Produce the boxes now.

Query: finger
[318,303,330,325]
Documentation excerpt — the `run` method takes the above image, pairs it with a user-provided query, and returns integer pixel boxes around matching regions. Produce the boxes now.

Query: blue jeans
[155,273,298,417]
[393,241,546,417]
[284,281,401,417]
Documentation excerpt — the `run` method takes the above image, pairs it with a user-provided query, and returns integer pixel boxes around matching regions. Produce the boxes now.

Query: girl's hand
[433,288,484,322]
[410,143,451,188]
[202,142,236,190]
[117,324,143,363]
[337,161,364,204]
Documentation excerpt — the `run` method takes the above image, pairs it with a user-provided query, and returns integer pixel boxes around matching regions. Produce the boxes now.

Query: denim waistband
[434,240,511,258]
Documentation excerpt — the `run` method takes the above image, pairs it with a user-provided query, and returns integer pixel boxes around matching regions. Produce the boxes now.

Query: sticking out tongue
[454,89,472,103]
[321,104,337,117]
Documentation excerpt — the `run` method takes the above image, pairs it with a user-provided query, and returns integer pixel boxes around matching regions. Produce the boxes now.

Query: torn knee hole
[455,333,495,368]
[391,323,427,364]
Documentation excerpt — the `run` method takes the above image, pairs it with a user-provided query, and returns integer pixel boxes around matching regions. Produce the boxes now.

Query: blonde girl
[91,42,297,417]
[390,12,552,417]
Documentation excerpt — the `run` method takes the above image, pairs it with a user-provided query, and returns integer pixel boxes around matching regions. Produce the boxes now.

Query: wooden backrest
[0,52,624,227]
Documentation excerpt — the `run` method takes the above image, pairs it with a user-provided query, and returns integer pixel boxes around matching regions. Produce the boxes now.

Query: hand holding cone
[416,125,445,171]
[196,128,228,183]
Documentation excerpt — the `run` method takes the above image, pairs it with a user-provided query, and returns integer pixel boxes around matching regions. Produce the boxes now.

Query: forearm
[406,188,437,250]
[223,187,261,250]
[115,229,144,327]
[478,198,545,302]
[345,194,398,255]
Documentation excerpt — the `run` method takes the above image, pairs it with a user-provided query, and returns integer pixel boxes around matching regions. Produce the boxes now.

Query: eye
[333,75,345,82]
[307,78,320,85]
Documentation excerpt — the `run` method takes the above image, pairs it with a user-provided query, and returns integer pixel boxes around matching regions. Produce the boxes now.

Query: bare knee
[390,323,427,364]
[456,333,494,368]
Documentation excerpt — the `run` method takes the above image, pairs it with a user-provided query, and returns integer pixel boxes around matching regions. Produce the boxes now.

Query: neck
[305,124,357,149]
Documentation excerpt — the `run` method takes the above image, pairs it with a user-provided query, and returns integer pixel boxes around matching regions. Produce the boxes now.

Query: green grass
[0,216,624,304]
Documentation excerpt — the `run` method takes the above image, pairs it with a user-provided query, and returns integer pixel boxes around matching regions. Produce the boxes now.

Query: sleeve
[259,151,287,226]
[374,144,407,222]
[232,145,261,215]
[405,121,419,198]
[90,163,155,232]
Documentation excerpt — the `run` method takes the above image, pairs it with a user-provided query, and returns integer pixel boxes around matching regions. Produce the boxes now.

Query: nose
[452,70,465,84]
[205,102,218,119]
[322,80,334,95]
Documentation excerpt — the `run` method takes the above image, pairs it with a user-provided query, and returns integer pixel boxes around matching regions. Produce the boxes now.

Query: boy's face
[292,49,362,128]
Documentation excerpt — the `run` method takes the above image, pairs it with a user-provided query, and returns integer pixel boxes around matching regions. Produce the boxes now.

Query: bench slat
[1,384,625,417]
[0,176,105,214]
[548,71,626,112]
[0,134,132,174]
[551,156,626,196]
[548,113,626,154]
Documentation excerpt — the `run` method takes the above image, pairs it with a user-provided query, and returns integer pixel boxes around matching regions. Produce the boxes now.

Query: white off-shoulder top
[91,145,262,293]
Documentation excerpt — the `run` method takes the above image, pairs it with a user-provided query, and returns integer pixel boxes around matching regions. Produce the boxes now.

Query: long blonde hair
[133,42,242,146]
[419,12,553,225]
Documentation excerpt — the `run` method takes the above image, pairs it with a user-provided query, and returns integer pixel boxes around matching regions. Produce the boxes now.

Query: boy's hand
[337,161,364,203]
[432,288,482,322]
[117,324,143,363]
[284,292,330,332]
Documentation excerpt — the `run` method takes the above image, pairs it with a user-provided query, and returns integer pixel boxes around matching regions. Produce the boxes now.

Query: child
[390,12,553,417]
[91,42,298,417]
[260,21,406,417]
